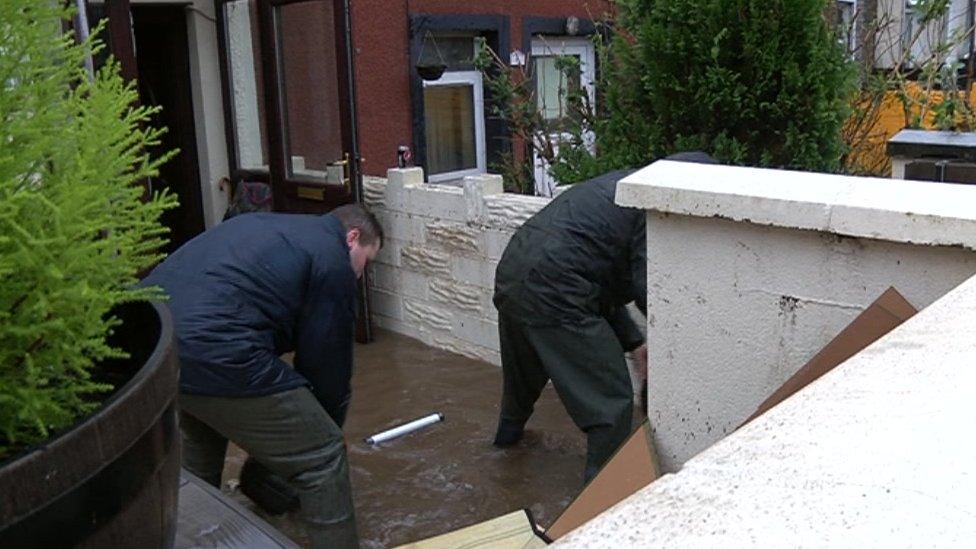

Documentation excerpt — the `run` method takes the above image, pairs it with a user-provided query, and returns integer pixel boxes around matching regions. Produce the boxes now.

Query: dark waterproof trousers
[497,313,633,482]
[180,387,359,548]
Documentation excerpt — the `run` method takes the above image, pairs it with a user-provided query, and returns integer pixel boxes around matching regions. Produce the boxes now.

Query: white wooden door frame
[530,37,596,196]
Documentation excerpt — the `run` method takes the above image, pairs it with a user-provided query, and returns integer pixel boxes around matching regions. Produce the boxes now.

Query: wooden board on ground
[395,509,547,548]
[176,469,299,548]
[740,286,917,427]
[546,421,660,540]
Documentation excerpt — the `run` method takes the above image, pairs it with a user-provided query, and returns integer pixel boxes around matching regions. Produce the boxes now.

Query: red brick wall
[351,1,613,176]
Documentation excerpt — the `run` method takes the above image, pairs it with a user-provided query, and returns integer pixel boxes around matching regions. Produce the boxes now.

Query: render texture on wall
[365,168,549,365]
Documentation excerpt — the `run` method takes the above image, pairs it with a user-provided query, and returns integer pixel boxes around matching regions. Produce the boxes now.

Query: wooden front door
[218,0,370,340]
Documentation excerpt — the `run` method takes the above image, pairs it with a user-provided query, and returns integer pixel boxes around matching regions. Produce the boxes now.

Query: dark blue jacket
[144,213,357,425]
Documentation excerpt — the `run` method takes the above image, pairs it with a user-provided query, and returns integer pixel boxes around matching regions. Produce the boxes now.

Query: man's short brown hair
[331,204,384,247]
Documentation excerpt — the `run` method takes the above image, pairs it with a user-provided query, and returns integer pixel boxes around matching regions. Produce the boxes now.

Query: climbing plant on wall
[842,0,976,176]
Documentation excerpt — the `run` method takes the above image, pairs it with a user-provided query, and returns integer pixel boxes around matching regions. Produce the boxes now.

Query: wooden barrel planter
[0,301,180,547]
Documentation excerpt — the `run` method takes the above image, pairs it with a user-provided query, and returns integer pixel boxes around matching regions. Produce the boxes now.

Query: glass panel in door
[274,0,345,184]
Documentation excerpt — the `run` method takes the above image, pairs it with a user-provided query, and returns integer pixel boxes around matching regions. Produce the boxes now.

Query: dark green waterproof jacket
[493,169,646,351]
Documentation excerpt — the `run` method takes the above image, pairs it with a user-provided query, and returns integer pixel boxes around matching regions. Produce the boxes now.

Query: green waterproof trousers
[497,313,633,482]
[180,387,359,548]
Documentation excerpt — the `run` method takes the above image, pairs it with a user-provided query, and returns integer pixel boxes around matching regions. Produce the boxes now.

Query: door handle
[327,153,351,193]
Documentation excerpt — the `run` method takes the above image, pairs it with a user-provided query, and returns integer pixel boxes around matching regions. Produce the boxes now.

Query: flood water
[220,329,587,547]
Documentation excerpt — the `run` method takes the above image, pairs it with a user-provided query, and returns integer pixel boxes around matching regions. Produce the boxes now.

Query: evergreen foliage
[602,0,857,171]
[480,0,858,191]
[0,0,177,457]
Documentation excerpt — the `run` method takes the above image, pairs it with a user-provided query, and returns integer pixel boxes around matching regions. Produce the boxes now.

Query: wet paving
[219,329,587,548]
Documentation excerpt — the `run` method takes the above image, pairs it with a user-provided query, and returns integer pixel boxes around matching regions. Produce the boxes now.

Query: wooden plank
[395,510,545,549]
[175,470,299,548]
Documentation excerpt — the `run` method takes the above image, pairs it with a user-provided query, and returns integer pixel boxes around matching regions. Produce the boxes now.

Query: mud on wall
[364,168,550,365]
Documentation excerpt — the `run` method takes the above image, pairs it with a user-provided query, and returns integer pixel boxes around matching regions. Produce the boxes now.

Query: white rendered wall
[644,213,976,470]
[223,1,264,172]
[555,271,976,546]
[617,161,976,472]
[183,1,231,226]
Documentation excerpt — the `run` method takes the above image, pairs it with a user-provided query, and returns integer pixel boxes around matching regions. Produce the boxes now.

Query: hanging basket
[416,30,448,81]
[416,63,447,81]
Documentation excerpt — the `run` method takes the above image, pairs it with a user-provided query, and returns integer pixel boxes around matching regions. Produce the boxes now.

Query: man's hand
[632,343,649,415]
[632,343,648,383]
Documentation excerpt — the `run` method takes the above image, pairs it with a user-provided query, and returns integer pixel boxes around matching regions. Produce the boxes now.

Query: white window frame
[530,37,597,196]
[422,70,487,183]
[531,37,597,119]
[837,0,857,55]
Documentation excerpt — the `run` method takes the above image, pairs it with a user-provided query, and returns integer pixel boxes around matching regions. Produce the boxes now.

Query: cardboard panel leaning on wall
[554,271,976,547]
[739,286,917,427]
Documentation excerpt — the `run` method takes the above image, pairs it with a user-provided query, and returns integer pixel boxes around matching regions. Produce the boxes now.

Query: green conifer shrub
[613,0,857,170]
[0,0,177,458]
[480,0,858,190]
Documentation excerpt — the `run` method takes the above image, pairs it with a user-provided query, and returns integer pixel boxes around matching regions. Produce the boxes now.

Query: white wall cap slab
[616,160,976,250]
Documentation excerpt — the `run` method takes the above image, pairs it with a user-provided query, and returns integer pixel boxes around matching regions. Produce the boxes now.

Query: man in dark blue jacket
[145,204,382,549]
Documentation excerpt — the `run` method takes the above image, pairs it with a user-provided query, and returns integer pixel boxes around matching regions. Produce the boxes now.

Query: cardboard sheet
[546,421,660,540]
[741,287,917,427]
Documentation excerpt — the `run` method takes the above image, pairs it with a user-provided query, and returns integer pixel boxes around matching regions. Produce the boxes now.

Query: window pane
[903,0,949,63]
[420,34,479,70]
[438,36,474,66]
[424,85,476,175]
[535,55,581,122]
[224,0,269,171]
[276,1,344,182]
[837,1,855,52]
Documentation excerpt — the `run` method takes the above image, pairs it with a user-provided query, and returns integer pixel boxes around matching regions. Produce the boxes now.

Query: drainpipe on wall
[73,0,95,80]
[342,0,373,343]
[342,0,361,205]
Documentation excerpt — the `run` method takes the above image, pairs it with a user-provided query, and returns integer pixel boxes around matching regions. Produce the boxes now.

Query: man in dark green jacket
[492,153,715,482]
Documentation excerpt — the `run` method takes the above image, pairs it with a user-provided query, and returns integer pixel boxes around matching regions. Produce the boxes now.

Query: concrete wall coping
[616,160,976,250]
[556,271,976,546]
[887,129,976,161]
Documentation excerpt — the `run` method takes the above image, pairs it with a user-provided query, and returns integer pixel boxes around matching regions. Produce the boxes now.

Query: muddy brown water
[220,329,587,548]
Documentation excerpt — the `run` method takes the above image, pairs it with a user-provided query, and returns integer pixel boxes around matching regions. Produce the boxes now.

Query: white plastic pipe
[364,413,444,445]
